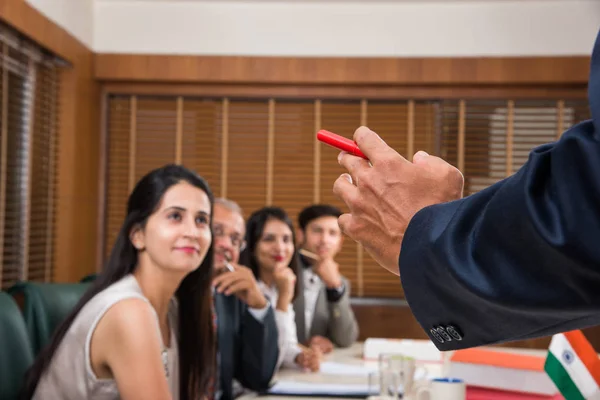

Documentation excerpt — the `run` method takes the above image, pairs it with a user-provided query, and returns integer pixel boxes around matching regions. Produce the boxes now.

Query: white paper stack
[267,380,377,397]
[363,338,442,362]
[448,348,558,395]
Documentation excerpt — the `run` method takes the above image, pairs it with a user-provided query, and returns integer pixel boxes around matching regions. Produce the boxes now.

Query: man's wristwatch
[326,282,345,302]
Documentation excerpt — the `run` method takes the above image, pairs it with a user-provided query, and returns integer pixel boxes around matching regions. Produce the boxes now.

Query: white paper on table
[319,361,433,380]
[267,361,437,397]
[363,338,441,362]
[319,361,378,376]
[267,380,378,396]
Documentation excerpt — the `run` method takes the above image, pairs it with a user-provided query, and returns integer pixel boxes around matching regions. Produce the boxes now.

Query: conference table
[238,341,561,400]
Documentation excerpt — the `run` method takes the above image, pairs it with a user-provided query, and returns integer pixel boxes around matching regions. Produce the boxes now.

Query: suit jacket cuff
[247,300,271,323]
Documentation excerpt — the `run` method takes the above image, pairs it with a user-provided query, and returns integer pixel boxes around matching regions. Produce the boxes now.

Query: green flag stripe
[545,352,586,400]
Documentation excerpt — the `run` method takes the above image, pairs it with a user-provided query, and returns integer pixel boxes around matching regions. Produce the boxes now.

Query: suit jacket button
[437,327,452,342]
[446,325,463,341]
[430,328,445,343]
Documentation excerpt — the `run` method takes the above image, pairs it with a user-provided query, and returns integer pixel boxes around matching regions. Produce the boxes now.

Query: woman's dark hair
[240,206,301,301]
[20,164,216,400]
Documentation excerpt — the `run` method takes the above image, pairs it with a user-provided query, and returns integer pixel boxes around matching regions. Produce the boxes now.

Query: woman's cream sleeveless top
[32,274,179,400]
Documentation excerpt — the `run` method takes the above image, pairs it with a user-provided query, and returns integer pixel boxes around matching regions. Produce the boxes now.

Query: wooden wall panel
[101,83,588,101]
[60,51,100,282]
[0,0,82,64]
[95,54,591,86]
[352,303,429,342]
[1,0,100,283]
[352,304,600,350]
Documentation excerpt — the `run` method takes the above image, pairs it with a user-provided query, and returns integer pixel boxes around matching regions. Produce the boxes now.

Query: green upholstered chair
[80,273,98,283]
[8,281,91,355]
[0,291,34,400]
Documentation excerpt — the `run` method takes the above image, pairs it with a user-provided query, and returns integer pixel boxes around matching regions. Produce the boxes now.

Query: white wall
[94,0,600,56]
[26,0,94,48]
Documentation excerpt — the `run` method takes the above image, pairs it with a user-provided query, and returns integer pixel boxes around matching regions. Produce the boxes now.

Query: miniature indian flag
[545,330,600,400]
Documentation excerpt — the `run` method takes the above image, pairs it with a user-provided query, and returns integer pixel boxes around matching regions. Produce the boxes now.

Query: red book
[467,387,563,400]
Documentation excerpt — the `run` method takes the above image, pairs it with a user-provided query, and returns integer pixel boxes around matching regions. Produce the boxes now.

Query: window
[440,100,589,195]
[0,23,61,289]
[103,95,590,298]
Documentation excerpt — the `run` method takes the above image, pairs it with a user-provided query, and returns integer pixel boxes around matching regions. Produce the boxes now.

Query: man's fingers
[412,150,465,197]
[412,151,448,168]
[337,151,370,178]
[212,271,238,286]
[333,173,359,208]
[413,150,459,173]
[412,150,429,164]
[223,280,250,295]
[212,274,228,288]
[337,213,358,241]
[214,274,243,292]
[353,126,408,165]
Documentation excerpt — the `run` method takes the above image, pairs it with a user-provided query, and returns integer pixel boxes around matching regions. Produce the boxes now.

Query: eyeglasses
[213,224,247,251]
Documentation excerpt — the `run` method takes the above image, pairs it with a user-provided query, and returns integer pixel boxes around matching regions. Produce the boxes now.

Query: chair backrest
[8,282,91,355]
[0,291,34,400]
[80,273,98,283]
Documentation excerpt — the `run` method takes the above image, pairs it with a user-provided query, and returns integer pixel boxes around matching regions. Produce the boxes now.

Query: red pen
[316,130,368,160]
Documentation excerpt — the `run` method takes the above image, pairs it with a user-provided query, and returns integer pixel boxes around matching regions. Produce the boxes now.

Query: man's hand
[212,264,267,309]
[308,335,334,354]
[295,346,322,372]
[333,126,464,275]
[312,258,342,289]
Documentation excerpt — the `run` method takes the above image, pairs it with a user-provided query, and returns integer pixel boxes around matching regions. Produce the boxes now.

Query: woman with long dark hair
[240,206,321,372]
[21,164,216,400]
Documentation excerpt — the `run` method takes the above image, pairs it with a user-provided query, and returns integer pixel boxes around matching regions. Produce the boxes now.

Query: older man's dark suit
[214,292,278,400]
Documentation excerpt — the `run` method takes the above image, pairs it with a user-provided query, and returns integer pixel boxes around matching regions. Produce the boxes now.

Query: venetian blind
[227,100,269,215]
[440,99,590,195]
[0,23,60,289]
[361,101,437,297]
[104,95,590,298]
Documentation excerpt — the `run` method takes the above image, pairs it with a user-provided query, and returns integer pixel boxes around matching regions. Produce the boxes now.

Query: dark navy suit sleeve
[235,306,279,390]
[400,29,600,351]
